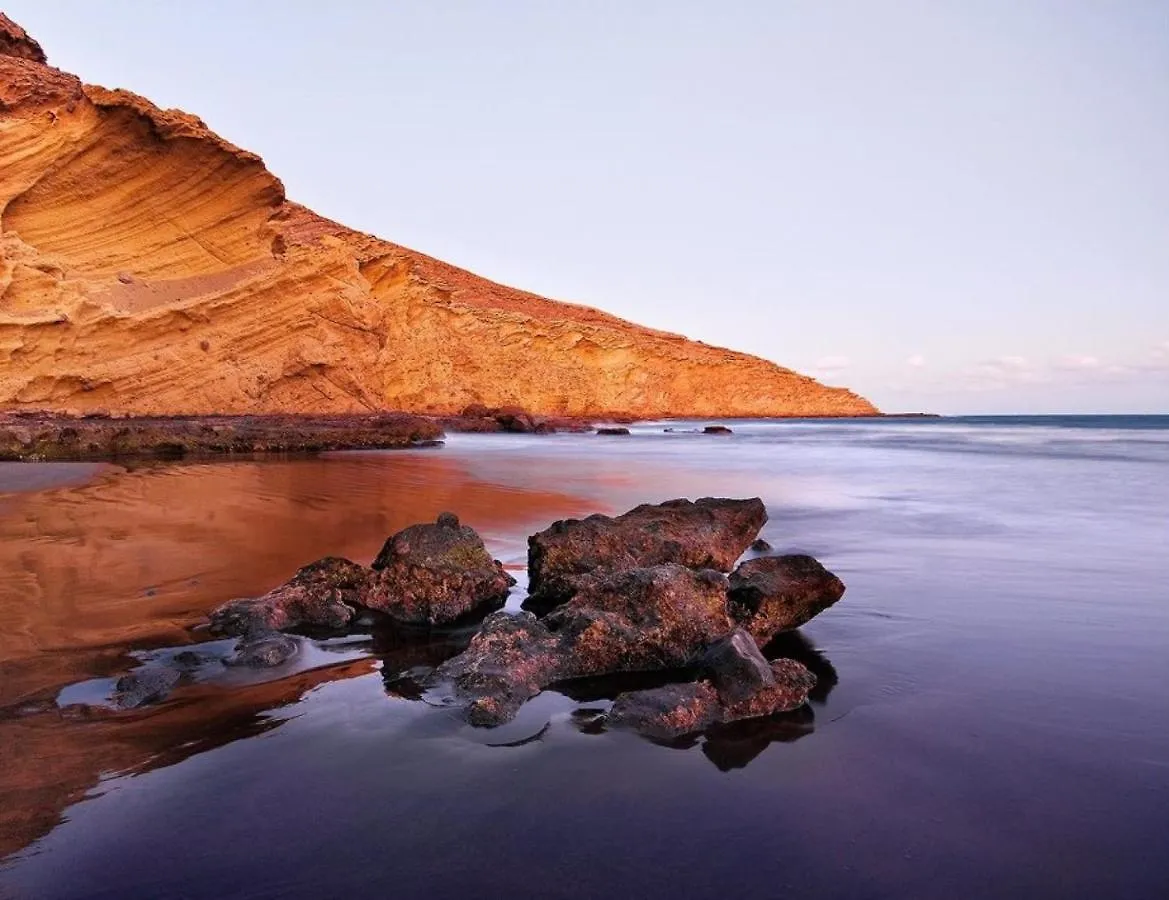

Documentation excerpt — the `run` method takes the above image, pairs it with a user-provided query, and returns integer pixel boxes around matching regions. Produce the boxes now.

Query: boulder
[527,497,767,607]
[365,513,514,625]
[608,682,720,740]
[434,611,562,726]
[701,627,774,705]
[728,554,845,644]
[749,538,772,553]
[209,557,369,636]
[436,564,735,726]
[609,655,816,740]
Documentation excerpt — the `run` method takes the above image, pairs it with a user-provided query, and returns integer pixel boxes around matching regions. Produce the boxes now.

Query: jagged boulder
[436,564,734,726]
[609,629,817,740]
[527,497,767,607]
[209,557,370,637]
[364,513,514,625]
[727,555,845,644]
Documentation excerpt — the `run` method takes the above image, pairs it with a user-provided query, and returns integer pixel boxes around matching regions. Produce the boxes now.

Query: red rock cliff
[0,15,877,417]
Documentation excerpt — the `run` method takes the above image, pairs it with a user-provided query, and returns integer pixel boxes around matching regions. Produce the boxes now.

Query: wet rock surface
[112,666,181,710]
[0,412,443,461]
[526,497,767,607]
[728,554,846,644]
[136,499,843,741]
[365,513,514,625]
[209,557,370,637]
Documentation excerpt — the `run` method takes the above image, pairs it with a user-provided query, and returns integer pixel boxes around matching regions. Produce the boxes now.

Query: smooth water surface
[1,416,1167,899]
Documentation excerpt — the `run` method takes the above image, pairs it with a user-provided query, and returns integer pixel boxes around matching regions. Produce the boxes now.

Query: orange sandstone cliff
[0,16,877,418]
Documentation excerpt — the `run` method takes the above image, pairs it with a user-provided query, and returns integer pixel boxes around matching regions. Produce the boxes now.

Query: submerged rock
[596,427,631,436]
[209,557,370,637]
[703,425,733,434]
[225,631,299,668]
[365,513,514,625]
[527,497,767,607]
[728,554,845,644]
[111,666,181,710]
[749,538,772,553]
[608,682,721,740]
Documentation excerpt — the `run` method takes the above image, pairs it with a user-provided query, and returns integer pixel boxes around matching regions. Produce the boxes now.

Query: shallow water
[1,417,1167,899]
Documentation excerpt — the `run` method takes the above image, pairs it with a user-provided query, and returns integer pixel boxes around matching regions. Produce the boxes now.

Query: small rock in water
[596,427,631,436]
[750,538,772,553]
[703,425,733,434]
[226,631,298,668]
[112,666,181,709]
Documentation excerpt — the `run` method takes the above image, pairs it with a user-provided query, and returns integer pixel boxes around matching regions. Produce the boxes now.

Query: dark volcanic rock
[434,611,560,726]
[436,564,735,726]
[608,682,721,740]
[609,655,816,740]
[209,557,369,636]
[365,514,514,626]
[546,565,733,676]
[527,497,767,607]
[225,631,299,668]
[701,627,774,705]
[111,666,181,709]
[728,554,845,644]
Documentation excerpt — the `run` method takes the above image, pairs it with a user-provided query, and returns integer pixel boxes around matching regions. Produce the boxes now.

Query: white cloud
[906,354,926,368]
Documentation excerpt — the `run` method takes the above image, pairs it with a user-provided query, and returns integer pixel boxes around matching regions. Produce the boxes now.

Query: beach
[1,416,1167,898]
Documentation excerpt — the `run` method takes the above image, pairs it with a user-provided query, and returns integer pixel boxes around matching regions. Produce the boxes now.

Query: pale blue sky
[7,1,1168,413]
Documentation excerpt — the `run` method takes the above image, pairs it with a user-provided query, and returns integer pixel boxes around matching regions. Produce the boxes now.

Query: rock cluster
[187,496,846,743]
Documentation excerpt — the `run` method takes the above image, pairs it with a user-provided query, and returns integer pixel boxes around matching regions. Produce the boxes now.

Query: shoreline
[0,407,909,462]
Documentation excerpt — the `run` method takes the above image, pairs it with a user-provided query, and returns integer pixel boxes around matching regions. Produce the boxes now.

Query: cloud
[906,354,926,368]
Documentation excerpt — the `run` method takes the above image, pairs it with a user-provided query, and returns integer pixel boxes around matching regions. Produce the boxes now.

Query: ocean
[1,415,1167,898]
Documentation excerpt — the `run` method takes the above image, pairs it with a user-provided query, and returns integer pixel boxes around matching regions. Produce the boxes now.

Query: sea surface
[1,415,1167,899]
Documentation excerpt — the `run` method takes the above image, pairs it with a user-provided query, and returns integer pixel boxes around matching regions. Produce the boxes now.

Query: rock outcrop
[0,17,877,419]
[365,513,514,625]
[727,554,846,644]
[526,497,767,607]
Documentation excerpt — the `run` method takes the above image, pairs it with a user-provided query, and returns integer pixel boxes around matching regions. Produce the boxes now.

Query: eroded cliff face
[0,16,877,417]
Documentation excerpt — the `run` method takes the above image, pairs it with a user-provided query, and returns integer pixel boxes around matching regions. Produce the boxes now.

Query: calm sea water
[1,415,1167,899]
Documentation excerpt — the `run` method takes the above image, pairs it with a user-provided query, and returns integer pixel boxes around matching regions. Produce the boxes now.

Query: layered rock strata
[0,15,877,418]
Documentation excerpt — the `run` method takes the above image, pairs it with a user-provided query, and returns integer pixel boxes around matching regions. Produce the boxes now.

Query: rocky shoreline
[110,497,845,744]
[0,407,914,462]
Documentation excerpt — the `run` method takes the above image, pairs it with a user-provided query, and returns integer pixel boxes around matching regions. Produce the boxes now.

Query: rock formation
[0,15,877,418]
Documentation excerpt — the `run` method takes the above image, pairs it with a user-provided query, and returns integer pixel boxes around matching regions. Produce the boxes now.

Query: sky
[6,0,1168,414]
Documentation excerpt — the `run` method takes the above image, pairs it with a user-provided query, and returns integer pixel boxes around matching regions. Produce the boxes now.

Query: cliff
[0,15,877,418]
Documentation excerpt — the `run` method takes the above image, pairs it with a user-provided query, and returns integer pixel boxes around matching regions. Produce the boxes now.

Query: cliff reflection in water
[0,452,592,859]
